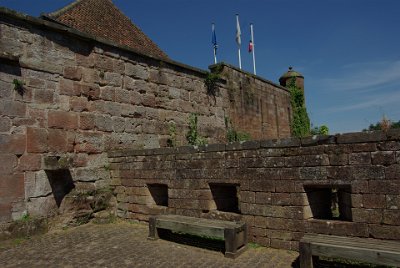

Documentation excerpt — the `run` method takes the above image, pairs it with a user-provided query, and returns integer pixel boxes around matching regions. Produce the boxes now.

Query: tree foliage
[363,118,400,132]
[311,125,329,135]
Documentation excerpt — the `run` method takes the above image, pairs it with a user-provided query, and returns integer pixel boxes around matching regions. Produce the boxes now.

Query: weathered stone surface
[24,170,52,199]
[48,110,78,130]
[26,127,48,153]
[17,154,41,171]
[26,196,58,217]
[0,154,17,174]
[371,151,396,165]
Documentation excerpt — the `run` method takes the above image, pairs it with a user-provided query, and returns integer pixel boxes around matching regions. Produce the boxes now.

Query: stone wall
[109,130,400,251]
[0,8,291,222]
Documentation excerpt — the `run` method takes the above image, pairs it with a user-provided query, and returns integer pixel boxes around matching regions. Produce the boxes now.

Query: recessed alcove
[209,183,240,213]
[147,184,168,207]
[304,185,352,221]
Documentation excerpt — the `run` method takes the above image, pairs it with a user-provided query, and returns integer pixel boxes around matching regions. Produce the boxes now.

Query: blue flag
[212,23,218,52]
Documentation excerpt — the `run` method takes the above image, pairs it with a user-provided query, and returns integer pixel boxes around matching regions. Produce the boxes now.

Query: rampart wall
[0,8,291,222]
[109,130,400,251]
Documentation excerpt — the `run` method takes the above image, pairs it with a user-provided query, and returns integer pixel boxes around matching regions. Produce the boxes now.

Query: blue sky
[1,0,400,134]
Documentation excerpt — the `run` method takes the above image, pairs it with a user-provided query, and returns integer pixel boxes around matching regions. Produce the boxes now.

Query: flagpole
[238,47,242,70]
[212,23,217,64]
[236,14,242,70]
[250,23,256,75]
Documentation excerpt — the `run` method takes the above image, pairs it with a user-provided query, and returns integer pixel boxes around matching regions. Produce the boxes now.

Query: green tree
[363,117,400,131]
[311,125,329,135]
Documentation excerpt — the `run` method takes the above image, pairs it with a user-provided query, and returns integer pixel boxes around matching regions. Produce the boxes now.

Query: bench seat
[148,214,247,258]
[300,233,400,267]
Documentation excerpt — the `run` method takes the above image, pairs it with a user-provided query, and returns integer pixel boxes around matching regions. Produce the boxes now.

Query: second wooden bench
[299,233,400,267]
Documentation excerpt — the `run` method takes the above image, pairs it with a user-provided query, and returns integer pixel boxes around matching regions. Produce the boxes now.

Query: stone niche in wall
[304,185,352,221]
[147,184,168,207]
[209,183,240,213]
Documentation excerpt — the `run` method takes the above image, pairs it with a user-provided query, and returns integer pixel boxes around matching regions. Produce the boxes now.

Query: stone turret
[279,67,304,91]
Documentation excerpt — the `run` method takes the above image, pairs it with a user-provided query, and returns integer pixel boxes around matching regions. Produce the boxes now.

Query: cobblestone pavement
[0,221,299,268]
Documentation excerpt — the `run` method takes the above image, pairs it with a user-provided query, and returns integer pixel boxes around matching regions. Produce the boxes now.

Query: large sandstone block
[48,110,78,130]
[0,173,24,199]
[48,129,75,153]
[27,127,48,153]
[0,154,17,174]
[0,134,26,154]
[26,196,58,217]
[17,154,41,171]
[0,100,26,117]
[371,151,396,165]
[24,171,52,199]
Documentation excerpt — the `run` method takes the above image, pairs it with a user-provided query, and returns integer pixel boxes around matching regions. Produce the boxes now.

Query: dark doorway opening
[45,169,75,207]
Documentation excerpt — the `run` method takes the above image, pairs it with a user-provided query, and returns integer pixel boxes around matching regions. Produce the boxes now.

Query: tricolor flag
[248,40,253,53]
[235,15,241,46]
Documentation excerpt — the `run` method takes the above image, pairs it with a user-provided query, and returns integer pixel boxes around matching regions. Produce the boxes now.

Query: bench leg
[224,228,237,258]
[299,241,313,268]
[147,216,159,240]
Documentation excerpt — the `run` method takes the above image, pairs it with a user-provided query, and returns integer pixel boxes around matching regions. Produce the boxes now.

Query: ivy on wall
[288,78,310,137]
[186,113,207,146]
[225,117,251,142]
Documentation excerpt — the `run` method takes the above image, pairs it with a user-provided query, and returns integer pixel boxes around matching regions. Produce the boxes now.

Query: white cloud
[325,89,400,113]
[317,60,400,93]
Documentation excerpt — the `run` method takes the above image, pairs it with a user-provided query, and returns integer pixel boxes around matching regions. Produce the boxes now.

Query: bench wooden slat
[301,234,400,252]
[311,242,400,266]
[148,214,247,258]
[156,214,243,229]
[155,220,225,238]
[300,233,400,268]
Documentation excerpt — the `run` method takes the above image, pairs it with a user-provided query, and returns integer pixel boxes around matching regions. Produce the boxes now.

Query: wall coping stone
[209,62,289,93]
[0,7,208,77]
[1,7,288,89]
[336,131,387,144]
[107,129,400,158]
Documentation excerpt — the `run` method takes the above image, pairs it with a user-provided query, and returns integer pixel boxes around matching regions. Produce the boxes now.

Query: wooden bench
[148,214,247,258]
[299,233,400,267]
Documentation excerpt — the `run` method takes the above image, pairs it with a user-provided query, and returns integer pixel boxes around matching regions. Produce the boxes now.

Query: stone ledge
[337,131,387,144]
[107,130,400,159]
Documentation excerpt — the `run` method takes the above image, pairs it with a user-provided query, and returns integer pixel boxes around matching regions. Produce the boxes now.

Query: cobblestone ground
[0,221,299,268]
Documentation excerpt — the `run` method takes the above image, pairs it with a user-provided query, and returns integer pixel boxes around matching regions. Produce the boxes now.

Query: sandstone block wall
[0,9,291,222]
[109,130,400,251]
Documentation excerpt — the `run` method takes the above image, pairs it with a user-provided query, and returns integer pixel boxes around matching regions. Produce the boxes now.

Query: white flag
[236,15,241,46]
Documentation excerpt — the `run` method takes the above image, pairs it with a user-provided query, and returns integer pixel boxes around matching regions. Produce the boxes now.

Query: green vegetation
[310,124,329,135]
[12,79,25,95]
[363,116,400,132]
[204,72,220,96]
[225,117,251,142]
[103,164,111,171]
[18,212,31,222]
[166,121,177,147]
[288,78,310,137]
[248,242,263,249]
[186,113,207,146]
